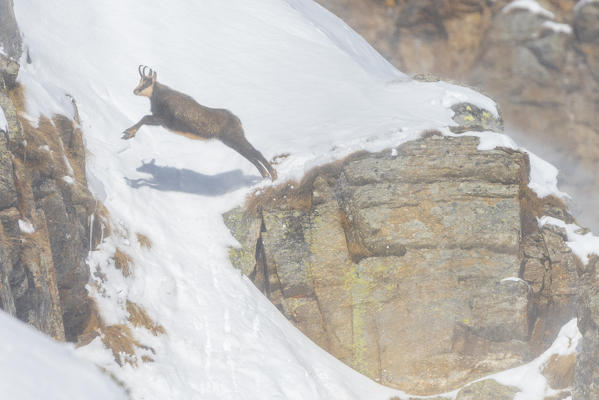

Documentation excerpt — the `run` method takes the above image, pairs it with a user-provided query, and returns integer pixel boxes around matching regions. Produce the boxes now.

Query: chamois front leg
[122,115,163,140]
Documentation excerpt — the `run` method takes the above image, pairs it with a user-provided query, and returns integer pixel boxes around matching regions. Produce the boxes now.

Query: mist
[507,127,599,234]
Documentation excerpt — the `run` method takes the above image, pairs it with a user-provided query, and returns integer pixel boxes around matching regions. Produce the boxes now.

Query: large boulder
[455,379,519,400]
[225,134,580,394]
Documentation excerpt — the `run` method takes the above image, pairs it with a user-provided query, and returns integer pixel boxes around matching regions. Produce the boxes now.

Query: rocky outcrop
[455,379,519,400]
[316,0,599,230]
[0,0,102,342]
[0,0,21,60]
[225,133,580,394]
[448,102,503,133]
[0,84,100,341]
[394,379,520,400]
[574,255,599,400]
[522,221,581,352]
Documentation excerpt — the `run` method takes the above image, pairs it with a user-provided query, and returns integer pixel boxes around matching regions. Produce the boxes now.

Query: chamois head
[133,65,157,97]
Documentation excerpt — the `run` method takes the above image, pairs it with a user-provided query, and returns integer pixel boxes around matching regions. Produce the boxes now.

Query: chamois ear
[152,70,157,83]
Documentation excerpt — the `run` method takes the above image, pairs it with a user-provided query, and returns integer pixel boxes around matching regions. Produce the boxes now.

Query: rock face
[225,133,580,394]
[455,379,519,400]
[0,0,21,60]
[574,255,599,400]
[0,0,101,342]
[315,0,599,230]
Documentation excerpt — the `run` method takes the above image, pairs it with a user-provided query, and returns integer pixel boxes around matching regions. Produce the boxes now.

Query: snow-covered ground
[8,0,599,399]
[502,0,555,19]
[0,310,127,400]
[0,105,7,133]
[539,217,599,265]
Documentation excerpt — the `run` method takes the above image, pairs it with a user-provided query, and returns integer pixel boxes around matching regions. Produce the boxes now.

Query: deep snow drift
[0,310,127,400]
[9,0,598,399]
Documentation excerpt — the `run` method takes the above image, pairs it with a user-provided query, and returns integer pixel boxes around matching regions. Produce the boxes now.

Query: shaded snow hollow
[9,0,596,399]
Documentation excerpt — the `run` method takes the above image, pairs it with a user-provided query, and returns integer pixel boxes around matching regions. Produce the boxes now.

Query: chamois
[123,66,277,180]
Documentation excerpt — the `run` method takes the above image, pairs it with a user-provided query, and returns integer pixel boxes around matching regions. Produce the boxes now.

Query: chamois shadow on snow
[125,159,261,196]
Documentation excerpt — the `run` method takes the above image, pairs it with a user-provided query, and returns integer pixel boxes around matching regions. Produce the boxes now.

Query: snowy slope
[0,310,127,400]
[11,0,595,399]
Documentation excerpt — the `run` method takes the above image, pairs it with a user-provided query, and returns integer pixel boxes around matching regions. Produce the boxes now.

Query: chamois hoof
[121,130,135,140]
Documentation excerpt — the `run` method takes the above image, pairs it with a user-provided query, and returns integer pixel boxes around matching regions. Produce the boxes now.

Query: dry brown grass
[245,181,309,216]
[90,201,112,250]
[10,157,32,213]
[78,300,103,345]
[98,367,131,397]
[126,300,166,336]
[136,233,152,249]
[141,355,155,363]
[22,116,68,177]
[270,152,290,165]
[53,114,87,184]
[8,84,83,191]
[0,224,9,249]
[100,324,144,366]
[94,201,112,227]
[8,82,26,111]
[419,129,443,138]
[339,209,372,263]
[7,90,52,213]
[10,83,89,191]
[520,186,569,237]
[542,353,575,390]
[245,153,367,216]
[78,300,156,367]
[113,248,133,277]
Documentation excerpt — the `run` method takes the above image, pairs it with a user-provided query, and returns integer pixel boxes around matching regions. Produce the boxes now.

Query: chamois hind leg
[246,152,270,179]
[221,134,271,179]
[253,148,278,181]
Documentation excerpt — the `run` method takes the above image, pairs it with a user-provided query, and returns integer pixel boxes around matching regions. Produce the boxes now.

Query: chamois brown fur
[123,65,277,180]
